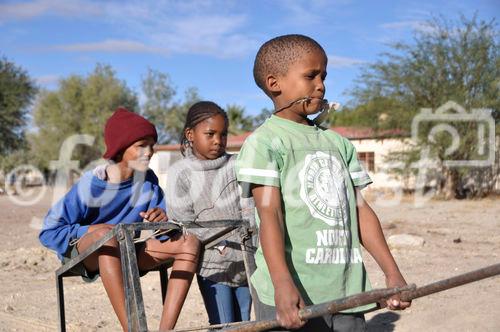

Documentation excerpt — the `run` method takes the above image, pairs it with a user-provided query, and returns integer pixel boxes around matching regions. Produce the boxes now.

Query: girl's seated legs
[138,233,200,330]
[77,227,200,332]
[76,224,129,330]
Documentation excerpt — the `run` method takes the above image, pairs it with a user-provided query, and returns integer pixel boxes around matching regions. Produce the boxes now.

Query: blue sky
[1,0,498,116]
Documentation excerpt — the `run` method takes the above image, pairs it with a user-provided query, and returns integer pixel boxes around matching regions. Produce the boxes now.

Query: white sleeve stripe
[239,168,279,178]
[350,170,369,179]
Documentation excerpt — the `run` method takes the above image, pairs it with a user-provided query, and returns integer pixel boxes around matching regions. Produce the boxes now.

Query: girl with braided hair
[166,101,254,325]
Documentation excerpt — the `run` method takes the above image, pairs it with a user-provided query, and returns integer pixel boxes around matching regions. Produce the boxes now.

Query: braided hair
[180,101,229,156]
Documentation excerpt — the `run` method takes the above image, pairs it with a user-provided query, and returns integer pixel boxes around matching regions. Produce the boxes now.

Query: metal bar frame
[55,220,254,332]
[56,222,176,332]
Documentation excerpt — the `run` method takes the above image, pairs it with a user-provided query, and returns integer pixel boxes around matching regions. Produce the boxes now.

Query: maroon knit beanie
[103,107,158,160]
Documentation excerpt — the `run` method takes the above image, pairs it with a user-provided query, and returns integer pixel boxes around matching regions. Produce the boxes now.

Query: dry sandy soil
[0,187,499,331]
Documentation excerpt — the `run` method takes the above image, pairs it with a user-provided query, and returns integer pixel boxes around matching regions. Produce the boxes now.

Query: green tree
[348,15,499,198]
[31,64,137,171]
[329,98,408,130]
[252,108,273,128]
[140,68,204,144]
[141,68,176,143]
[226,104,254,135]
[161,87,202,143]
[0,57,38,159]
[140,68,260,142]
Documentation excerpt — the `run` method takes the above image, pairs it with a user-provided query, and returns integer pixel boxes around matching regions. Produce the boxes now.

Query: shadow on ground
[367,311,400,331]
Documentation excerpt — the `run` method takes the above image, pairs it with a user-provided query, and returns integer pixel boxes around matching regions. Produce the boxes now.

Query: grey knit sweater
[165,149,254,286]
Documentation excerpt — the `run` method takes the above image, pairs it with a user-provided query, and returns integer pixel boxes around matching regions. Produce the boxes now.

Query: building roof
[226,132,252,148]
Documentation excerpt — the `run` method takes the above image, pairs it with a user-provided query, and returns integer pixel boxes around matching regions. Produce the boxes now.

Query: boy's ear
[265,74,281,94]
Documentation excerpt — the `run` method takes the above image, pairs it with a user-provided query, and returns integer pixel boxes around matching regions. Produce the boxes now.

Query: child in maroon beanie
[40,107,200,331]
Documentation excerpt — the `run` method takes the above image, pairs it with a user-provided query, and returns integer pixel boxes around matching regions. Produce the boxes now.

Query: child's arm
[141,181,168,222]
[141,171,168,223]
[355,188,411,310]
[39,185,88,258]
[252,185,306,329]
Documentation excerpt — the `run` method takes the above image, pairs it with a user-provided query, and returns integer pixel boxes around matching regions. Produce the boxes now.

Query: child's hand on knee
[140,207,168,222]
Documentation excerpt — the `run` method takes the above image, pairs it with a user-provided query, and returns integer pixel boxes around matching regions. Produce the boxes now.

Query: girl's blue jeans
[197,275,252,324]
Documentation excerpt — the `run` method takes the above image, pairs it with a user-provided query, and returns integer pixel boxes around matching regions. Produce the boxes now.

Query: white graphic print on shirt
[299,151,348,227]
[299,151,362,265]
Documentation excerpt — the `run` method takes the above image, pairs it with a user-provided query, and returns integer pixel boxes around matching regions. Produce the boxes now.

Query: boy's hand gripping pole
[222,262,500,332]
[223,284,416,332]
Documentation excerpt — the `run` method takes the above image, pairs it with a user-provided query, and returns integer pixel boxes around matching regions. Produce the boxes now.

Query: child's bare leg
[137,233,200,330]
[77,225,128,331]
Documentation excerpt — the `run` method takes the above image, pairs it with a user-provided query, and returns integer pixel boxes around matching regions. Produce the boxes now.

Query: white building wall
[350,138,412,189]
[149,151,182,190]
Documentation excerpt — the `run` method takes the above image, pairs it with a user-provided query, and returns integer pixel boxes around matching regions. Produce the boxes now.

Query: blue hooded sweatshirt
[39,168,165,260]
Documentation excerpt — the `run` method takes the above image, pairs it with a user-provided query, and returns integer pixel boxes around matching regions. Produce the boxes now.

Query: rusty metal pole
[224,285,416,332]
[399,262,500,302]
[239,224,258,314]
[118,225,148,332]
[224,262,500,332]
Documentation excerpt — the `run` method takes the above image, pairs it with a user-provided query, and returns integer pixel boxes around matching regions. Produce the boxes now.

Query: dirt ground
[0,187,499,331]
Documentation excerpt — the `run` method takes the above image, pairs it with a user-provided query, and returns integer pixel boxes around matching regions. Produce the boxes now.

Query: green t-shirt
[236,115,375,312]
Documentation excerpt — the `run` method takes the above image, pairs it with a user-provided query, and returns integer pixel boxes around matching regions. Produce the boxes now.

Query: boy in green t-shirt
[236,34,411,331]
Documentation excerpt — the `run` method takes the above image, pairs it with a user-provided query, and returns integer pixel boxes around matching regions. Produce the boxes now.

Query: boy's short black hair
[253,34,326,96]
